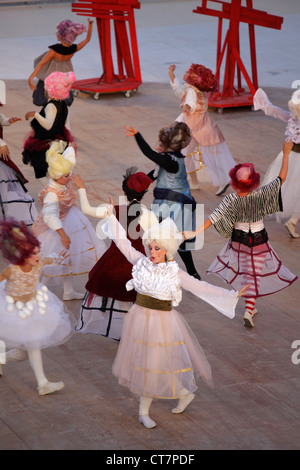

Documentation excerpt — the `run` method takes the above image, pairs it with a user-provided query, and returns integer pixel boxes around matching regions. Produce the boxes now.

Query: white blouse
[99,214,239,319]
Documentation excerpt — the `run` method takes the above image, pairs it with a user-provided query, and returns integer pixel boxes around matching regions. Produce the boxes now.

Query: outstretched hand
[237,284,250,298]
[9,117,21,124]
[183,230,196,240]
[72,173,85,189]
[124,126,138,137]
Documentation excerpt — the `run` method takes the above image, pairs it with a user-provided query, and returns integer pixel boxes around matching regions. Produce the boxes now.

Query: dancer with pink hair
[22,71,76,182]
[183,139,297,328]
[29,18,93,107]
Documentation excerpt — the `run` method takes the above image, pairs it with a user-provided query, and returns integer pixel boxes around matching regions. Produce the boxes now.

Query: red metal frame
[193,0,283,110]
[71,0,142,97]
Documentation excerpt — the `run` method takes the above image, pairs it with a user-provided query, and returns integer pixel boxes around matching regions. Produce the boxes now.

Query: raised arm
[253,88,290,122]
[76,18,94,51]
[124,127,179,173]
[72,174,110,219]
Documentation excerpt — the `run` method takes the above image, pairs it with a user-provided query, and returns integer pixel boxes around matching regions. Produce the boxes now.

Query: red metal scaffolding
[193,0,283,111]
[71,0,142,99]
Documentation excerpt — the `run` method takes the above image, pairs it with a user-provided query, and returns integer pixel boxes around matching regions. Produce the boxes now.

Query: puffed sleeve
[170,77,186,98]
[178,269,239,319]
[253,88,290,122]
[42,191,63,231]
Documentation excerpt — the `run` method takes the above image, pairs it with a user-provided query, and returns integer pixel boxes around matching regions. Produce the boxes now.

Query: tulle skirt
[35,206,106,279]
[76,291,130,340]
[112,303,213,399]
[0,281,73,350]
[262,150,300,221]
[0,162,38,225]
[183,138,235,186]
[207,240,297,298]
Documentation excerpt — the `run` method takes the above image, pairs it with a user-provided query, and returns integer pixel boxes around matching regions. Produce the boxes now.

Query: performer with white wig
[93,205,248,429]
[254,87,300,238]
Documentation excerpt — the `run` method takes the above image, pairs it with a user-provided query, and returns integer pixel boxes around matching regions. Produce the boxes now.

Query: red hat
[229,163,260,192]
[126,172,153,193]
[183,64,218,92]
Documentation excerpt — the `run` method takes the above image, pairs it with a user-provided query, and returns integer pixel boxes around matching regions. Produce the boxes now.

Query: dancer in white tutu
[183,140,297,328]
[254,87,300,238]
[0,218,73,395]
[168,64,235,195]
[0,81,37,225]
[96,207,248,429]
[31,140,107,300]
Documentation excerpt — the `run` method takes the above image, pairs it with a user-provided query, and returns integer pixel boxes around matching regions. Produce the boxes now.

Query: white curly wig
[142,217,183,260]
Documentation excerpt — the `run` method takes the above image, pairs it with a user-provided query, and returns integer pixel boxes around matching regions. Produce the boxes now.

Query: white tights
[27,349,48,388]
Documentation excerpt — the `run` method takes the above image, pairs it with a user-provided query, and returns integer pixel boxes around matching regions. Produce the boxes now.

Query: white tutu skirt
[37,207,106,278]
[183,139,235,187]
[112,304,213,399]
[0,161,38,225]
[0,281,73,350]
[262,150,300,221]
[76,291,130,340]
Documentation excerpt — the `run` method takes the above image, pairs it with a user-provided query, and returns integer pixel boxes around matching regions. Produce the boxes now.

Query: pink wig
[45,71,76,100]
[56,19,86,45]
[0,217,40,266]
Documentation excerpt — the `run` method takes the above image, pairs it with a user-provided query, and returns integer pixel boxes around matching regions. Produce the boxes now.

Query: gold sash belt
[135,293,172,311]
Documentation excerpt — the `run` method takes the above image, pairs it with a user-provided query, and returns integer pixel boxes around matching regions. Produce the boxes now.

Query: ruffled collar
[126,256,182,306]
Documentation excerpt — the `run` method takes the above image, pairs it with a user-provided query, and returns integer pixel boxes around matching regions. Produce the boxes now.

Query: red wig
[229,163,260,192]
[0,218,40,265]
[183,64,218,92]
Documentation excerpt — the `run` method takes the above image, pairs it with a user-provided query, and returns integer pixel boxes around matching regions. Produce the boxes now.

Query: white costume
[31,146,107,296]
[170,78,235,192]
[254,88,300,236]
[100,214,239,400]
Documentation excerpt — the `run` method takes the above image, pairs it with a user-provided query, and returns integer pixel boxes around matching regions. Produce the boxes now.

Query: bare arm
[28,49,56,91]
[279,139,293,183]
[76,18,94,51]
[183,218,212,240]
[168,64,176,83]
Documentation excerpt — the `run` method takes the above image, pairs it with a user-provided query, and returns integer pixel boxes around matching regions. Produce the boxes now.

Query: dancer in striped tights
[183,139,297,328]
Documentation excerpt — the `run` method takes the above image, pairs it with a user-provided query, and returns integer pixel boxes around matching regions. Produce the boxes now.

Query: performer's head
[142,217,183,262]
[56,19,86,45]
[229,163,260,193]
[0,217,40,266]
[183,63,218,92]
[158,122,191,153]
[288,89,300,120]
[122,167,153,202]
[44,71,76,101]
[46,140,74,182]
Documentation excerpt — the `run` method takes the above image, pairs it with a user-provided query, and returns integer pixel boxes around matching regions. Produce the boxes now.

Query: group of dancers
[0,18,298,429]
